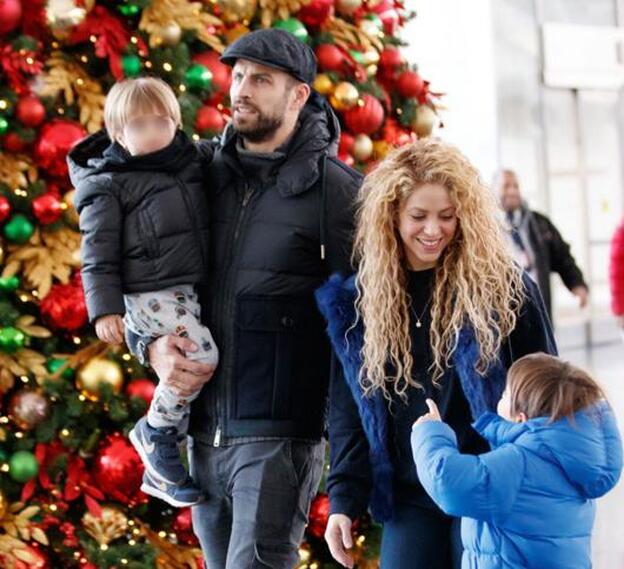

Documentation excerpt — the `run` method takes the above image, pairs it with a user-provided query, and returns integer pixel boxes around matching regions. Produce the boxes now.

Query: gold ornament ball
[76,358,124,401]
[82,506,129,546]
[336,0,362,15]
[218,0,258,24]
[373,139,391,160]
[0,489,7,519]
[313,74,334,96]
[353,134,374,162]
[411,105,437,138]
[62,189,79,226]
[331,82,360,111]
[161,22,182,46]
[225,24,250,45]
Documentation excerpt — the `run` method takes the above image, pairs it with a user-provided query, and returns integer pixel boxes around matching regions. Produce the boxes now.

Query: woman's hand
[95,314,125,345]
[148,335,216,397]
[325,513,354,568]
[413,398,442,427]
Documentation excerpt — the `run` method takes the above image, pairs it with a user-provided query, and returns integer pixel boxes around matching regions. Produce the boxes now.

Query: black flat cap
[220,29,317,85]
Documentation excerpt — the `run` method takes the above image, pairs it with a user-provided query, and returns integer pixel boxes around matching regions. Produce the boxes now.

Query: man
[496,169,588,319]
[127,29,361,568]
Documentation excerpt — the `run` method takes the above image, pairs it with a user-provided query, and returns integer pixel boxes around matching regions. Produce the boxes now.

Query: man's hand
[148,335,216,396]
[95,314,125,345]
[325,514,354,568]
[572,285,589,308]
[413,398,442,427]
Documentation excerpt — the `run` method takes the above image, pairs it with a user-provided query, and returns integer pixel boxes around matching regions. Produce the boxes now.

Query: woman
[315,139,557,569]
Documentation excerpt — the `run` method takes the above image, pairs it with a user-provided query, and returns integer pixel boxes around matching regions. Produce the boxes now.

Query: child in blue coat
[411,352,622,569]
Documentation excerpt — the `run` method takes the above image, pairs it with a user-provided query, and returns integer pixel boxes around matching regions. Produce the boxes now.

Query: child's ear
[515,411,528,423]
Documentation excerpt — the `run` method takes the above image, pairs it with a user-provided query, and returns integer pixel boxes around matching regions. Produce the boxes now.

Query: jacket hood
[474,401,623,499]
[218,90,341,197]
[67,129,196,188]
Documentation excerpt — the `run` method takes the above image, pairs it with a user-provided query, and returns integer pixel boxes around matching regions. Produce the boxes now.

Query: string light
[0,100,7,110]
[145,61,153,69]
[89,35,97,43]
[163,62,173,72]
[179,84,187,92]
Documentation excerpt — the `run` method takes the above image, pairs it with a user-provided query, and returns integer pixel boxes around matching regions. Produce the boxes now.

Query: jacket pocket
[233,295,327,421]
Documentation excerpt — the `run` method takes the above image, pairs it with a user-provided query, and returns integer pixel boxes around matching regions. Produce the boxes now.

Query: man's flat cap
[220,29,317,85]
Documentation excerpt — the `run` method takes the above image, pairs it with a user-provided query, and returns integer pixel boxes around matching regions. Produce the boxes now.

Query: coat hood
[67,129,197,189]
[475,401,623,499]
[217,90,341,197]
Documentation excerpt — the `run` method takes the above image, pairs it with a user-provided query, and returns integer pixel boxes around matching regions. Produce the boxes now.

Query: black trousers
[380,501,463,569]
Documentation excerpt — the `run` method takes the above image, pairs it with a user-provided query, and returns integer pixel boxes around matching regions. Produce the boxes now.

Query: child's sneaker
[140,471,204,507]
[129,416,188,485]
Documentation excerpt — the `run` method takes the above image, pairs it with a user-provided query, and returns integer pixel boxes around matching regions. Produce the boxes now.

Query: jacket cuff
[329,494,366,522]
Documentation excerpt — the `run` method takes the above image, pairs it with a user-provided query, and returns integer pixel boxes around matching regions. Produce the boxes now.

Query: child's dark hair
[508,352,605,422]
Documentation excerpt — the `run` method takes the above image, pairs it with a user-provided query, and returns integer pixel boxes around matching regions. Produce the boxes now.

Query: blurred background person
[495,169,589,320]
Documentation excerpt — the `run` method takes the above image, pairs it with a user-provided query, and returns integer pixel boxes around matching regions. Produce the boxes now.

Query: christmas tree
[0,0,440,567]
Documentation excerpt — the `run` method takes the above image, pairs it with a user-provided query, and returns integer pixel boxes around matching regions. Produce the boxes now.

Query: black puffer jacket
[67,130,212,324]
[186,92,361,444]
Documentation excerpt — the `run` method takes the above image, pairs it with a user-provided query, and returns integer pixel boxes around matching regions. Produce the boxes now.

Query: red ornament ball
[0,0,22,35]
[195,106,225,136]
[32,193,63,225]
[298,0,334,28]
[2,131,29,153]
[40,278,88,332]
[379,47,403,72]
[125,378,156,406]
[0,195,11,223]
[92,433,146,506]
[343,94,385,135]
[396,71,425,99]
[316,44,346,72]
[173,507,199,546]
[338,132,355,156]
[192,50,231,94]
[16,95,46,128]
[307,493,331,539]
[34,119,86,179]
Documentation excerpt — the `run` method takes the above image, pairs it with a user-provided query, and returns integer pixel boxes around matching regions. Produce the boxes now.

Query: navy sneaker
[129,417,188,485]
[140,471,204,508]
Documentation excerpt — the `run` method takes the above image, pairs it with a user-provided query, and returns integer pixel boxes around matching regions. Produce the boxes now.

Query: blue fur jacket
[315,272,557,522]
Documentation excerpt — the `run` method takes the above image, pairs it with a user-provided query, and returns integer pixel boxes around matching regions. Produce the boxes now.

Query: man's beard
[232,105,285,143]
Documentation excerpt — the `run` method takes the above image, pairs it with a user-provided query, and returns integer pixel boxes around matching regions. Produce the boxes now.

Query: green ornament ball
[4,214,35,244]
[9,450,39,483]
[46,357,75,380]
[185,64,213,91]
[273,18,309,43]
[0,116,8,136]
[122,54,142,78]
[119,3,140,17]
[0,275,20,293]
[0,326,26,354]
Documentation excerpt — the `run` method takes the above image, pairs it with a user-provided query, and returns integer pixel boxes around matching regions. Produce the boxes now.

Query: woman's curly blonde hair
[353,138,524,400]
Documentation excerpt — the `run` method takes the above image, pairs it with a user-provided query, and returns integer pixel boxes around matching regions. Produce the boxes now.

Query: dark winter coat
[67,130,212,323]
[520,207,587,317]
[315,272,557,523]
[177,92,362,444]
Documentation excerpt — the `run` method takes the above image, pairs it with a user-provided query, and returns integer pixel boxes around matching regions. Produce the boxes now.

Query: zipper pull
[213,426,222,447]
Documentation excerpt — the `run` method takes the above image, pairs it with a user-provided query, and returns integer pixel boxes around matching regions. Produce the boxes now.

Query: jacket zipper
[213,181,255,446]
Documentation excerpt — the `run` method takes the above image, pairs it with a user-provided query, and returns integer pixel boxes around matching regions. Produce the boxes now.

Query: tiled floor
[559,340,624,569]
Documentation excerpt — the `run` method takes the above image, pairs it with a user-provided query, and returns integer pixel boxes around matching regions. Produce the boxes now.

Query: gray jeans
[189,438,325,569]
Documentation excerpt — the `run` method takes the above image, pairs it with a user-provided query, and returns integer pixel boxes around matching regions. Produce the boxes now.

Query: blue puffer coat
[411,402,623,569]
